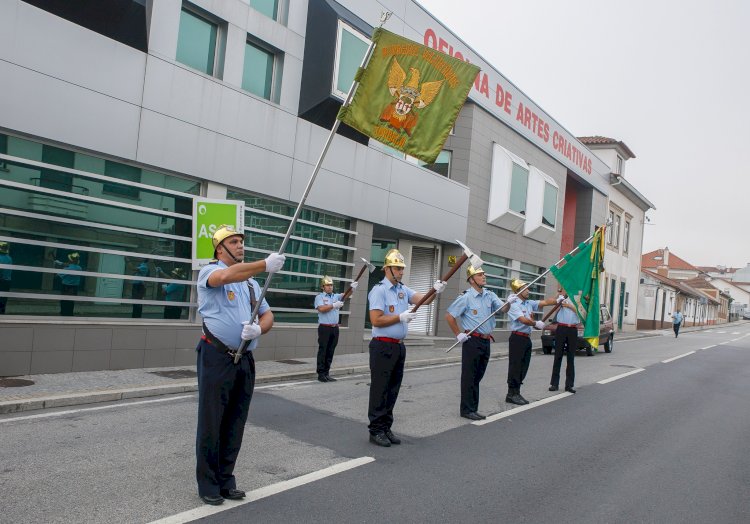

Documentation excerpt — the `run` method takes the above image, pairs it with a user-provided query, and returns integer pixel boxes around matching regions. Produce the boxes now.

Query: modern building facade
[1,0,615,375]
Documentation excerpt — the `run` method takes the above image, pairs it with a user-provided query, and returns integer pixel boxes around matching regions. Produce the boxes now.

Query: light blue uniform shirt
[556,299,580,325]
[197,261,269,351]
[508,299,540,334]
[368,277,416,340]
[164,283,186,302]
[0,254,12,281]
[673,312,683,325]
[133,262,149,285]
[60,264,82,286]
[315,292,343,325]
[447,287,504,335]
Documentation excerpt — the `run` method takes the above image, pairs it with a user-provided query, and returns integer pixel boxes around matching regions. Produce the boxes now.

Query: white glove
[506,294,518,304]
[332,301,344,310]
[399,309,417,323]
[241,321,262,341]
[350,281,359,290]
[534,320,545,330]
[264,253,285,273]
[456,332,469,343]
[556,295,565,304]
[433,280,447,294]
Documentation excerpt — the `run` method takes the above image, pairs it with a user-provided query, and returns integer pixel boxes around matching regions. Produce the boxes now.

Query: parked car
[541,305,614,356]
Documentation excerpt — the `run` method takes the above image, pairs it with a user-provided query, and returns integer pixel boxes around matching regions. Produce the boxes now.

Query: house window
[332,21,370,99]
[623,220,630,254]
[250,0,279,21]
[176,7,219,76]
[418,150,452,178]
[606,210,615,245]
[542,182,558,228]
[509,163,529,215]
[615,155,624,175]
[613,214,621,249]
[242,40,275,100]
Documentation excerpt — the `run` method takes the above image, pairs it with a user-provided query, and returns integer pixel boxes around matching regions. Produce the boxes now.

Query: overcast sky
[417,0,750,268]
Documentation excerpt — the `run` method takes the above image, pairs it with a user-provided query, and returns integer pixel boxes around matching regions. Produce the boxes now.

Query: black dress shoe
[369,432,391,447]
[220,488,246,500]
[461,412,484,421]
[384,430,401,445]
[200,494,224,506]
[506,394,528,405]
[325,374,337,382]
[318,375,328,382]
[549,385,559,391]
[565,387,576,394]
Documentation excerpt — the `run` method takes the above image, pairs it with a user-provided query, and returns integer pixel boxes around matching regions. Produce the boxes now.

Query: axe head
[455,240,483,269]
[361,257,376,273]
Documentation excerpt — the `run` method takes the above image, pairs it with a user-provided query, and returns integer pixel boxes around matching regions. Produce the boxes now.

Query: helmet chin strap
[386,266,401,283]
[219,241,243,264]
[470,276,484,289]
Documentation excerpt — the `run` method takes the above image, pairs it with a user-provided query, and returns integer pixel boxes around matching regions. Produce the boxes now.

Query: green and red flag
[337,28,480,164]
[550,226,606,349]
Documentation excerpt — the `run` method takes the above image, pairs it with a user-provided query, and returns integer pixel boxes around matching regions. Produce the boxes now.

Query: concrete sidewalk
[0,328,680,415]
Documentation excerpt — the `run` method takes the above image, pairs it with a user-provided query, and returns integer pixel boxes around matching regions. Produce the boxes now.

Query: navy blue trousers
[195,338,255,497]
[316,324,339,375]
[507,333,532,391]
[368,339,405,434]
[460,337,490,415]
[551,325,576,389]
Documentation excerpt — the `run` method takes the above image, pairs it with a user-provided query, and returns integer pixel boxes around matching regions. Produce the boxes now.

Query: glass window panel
[623,221,630,253]
[250,0,279,20]
[40,146,74,191]
[176,8,217,75]
[103,161,141,199]
[509,163,528,215]
[418,150,451,178]
[242,41,274,99]
[542,182,558,228]
[334,24,369,97]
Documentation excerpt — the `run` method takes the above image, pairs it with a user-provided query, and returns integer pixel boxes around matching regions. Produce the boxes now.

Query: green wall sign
[192,199,245,268]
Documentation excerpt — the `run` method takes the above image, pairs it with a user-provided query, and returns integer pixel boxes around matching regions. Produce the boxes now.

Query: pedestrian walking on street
[506,278,559,405]
[445,265,513,420]
[549,289,578,394]
[195,224,285,506]
[367,248,446,447]
[314,276,357,382]
[672,309,683,337]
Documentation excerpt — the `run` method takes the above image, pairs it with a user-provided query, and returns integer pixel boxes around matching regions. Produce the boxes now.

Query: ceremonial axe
[410,240,483,313]
[341,257,376,301]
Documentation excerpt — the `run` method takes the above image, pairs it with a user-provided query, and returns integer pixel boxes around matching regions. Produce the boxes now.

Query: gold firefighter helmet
[383,249,405,268]
[0,241,8,254]
[321,276,334,287]
[510,278,527,293]
[466,265,485,281]
[68,252,80,263]
[212,224,244,249]
[171,267,186,279]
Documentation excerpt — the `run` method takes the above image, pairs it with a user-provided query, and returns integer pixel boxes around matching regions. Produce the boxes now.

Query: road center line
[661,351,696,363]
[473,392,573,426]
[701,345,716,350]
[148,456,375,524]
[597,368,645,384]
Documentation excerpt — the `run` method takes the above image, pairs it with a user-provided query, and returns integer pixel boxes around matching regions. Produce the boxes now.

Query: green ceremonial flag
[550,227,606,347]
[337,28,480,164]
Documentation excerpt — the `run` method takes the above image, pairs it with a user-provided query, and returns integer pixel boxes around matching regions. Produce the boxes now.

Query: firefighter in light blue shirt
[366,248,446,447]
[194,225,285,506]
[549,288,578,393]
[446,265,514,420]
[54,252,82,316]
[506,278,558,405]
[314,276,358,382]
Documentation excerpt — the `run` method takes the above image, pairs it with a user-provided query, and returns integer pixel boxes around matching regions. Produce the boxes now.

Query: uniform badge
[389,305,395,313]
[227,290,236,301]
[398,292,404,299]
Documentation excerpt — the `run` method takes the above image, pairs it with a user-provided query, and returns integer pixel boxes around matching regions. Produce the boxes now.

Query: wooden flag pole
[234,12,392,363]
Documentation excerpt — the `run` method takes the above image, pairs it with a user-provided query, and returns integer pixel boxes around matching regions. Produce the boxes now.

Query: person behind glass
[367,248,447,447]
[505,278,559,405]
[54,252,82,316]
[549,288,578,394]
[0,242,12,314]
[131,259,149,318]
[314,276,357,383]
[672,309,683,337]
[157,266,187,319]
[445,265,514,421]
[195,225,285,506]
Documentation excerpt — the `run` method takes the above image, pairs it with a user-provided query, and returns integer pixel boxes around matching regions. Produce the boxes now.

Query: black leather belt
[202,323,239,358]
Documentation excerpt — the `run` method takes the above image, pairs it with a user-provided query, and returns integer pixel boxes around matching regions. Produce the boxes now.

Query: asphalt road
[2,325,749,523]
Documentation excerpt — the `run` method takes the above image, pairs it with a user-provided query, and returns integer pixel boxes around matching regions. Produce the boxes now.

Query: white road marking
[472,392,573,426]
[717,331,727,334]
[732,332,740,335]
[0,394,194,424]
[661,351,696,363]
[701,345,716,350]
[718,341,730,345]
[597,368,645,384]
[148,456,375,524]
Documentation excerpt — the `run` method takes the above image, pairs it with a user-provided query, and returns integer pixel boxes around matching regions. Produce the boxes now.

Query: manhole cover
[0,378,35,388]
[149,370,198,379]
[276,359,306,365]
